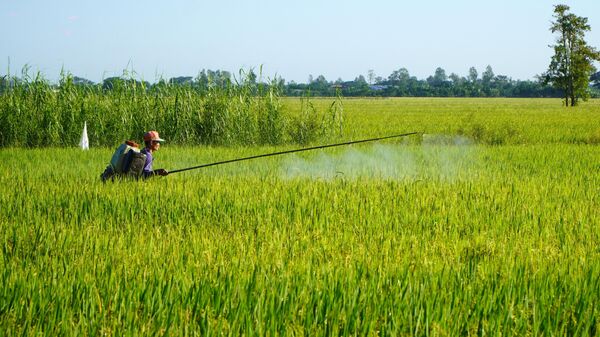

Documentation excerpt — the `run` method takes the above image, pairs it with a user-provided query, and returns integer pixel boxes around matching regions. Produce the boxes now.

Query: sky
[1,0,599,84]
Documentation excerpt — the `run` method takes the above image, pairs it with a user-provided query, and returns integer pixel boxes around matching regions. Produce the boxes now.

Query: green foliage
[589,128,600,144]
[0,69,342,147]
[457,116,521,145]
[288,92,322,145]
[322,89,344,139]
[288,90,344,145]
[285,67,563,98]
[543,4,600,106]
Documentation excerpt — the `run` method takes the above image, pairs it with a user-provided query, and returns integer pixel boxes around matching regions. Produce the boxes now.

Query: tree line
[286,66,599,98]
[2,66,598,99]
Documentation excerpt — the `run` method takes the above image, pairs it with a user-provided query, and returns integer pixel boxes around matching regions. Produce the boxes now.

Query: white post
[79,121,89,150]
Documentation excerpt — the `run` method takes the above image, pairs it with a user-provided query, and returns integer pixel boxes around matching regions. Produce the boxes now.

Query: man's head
[143,130,165,152]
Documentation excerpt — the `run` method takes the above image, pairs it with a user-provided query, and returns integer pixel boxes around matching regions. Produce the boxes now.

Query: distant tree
[466,67,481,96]
[428,67,448,86]
[386,68,411,96]
[345,75,369,96]
[169,76,193,85]
[482,65,494,84]
[481,65,496,96]
[495,75,509,83]
[591,71,600,88]
[275,77,286,90]
[426,67,451,96]
[309,75,330,95]
[449,73,467,96]
[494,75,511,96]
[592,71,600,97]
[312,75,328,84]
[543,4,600,106]
[102,77,121,90]
[448,73,462,84]
[194,70,209,90]
[388,68,410,83]
[468,67,478,83]
[355,75,367,84]
[0,75,8,94]
[245,69,257,84]
[205,70,231,87]
[102,76,148,91]
[73,76,95,86]
[367,69,375,85]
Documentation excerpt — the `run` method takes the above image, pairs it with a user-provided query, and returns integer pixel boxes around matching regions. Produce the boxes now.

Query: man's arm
[153,169,169,176]
[143,168,168,178]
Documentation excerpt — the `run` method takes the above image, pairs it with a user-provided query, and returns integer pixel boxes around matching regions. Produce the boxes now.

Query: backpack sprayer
[168,131,421,174]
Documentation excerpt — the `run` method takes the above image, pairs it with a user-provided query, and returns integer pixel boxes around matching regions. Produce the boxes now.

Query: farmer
[141,130,169,178]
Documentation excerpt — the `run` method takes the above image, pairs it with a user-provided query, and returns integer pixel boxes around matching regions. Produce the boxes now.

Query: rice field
[1,98,600,336]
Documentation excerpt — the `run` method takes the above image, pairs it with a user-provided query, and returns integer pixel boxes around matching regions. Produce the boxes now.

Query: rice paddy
[1,98,599,336]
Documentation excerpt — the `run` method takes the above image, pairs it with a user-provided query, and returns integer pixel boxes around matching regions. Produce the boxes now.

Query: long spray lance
[168,132,421,174]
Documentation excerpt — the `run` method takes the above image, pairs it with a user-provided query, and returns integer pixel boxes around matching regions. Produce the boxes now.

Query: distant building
[369,84,389,91]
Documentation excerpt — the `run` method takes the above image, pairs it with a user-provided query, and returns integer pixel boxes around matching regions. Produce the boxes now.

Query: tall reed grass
[0,69,343,147]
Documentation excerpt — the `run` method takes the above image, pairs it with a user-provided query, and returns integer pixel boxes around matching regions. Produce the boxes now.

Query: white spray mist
[279,134,476,181]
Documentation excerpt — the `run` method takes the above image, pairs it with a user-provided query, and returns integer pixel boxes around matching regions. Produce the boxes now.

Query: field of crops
[1,98,600,336]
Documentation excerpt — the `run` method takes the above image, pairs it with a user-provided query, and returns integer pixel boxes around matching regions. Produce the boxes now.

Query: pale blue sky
[1,0,599,83]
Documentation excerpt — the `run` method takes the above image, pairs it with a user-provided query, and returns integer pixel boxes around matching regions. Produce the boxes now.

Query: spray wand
[168,131,421,174]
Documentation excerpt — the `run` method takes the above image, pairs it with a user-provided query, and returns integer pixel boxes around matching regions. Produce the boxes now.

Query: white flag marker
[79,121,89,150]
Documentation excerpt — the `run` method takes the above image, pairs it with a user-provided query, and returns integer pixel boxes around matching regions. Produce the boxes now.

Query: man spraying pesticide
[140,131,169,178]
[166,132,421,174]
[100,130,169,182]
[101,131,420,181]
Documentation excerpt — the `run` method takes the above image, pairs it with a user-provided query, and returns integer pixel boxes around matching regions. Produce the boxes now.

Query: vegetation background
[2,69,600,149]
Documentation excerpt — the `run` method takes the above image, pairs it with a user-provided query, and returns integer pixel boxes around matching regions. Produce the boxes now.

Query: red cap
[143,131,165,142]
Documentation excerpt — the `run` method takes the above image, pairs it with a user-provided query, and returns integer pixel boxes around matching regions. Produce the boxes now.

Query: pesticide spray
[168,132,422,175]
[280,134,475,181]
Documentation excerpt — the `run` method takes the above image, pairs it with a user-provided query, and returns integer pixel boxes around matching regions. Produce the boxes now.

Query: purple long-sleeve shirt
[141,147,154,178]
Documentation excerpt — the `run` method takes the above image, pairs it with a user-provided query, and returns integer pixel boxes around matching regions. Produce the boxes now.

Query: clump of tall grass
[588,128,600,144]
[457,114,521,145]
[198,68,289,146]
[0,67,343,147]
[289,89,344,145]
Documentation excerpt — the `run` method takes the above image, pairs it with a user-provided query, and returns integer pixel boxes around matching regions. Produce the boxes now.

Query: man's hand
[155,169,169,176]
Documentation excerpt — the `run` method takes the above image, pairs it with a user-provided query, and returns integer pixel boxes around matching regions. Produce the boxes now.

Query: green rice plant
[588,128,600,144]
[283,97,600,145]
[1,132,599,335]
